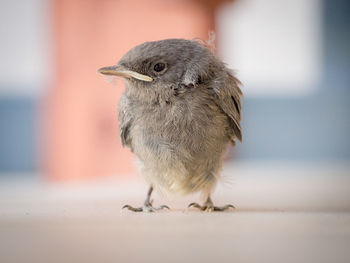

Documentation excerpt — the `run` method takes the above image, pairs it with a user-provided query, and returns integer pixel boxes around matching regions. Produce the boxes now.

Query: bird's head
[98,39,220,93]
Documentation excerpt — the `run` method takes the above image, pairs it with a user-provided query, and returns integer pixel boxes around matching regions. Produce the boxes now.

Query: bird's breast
[130,94,229,163]
[129,95,230,194]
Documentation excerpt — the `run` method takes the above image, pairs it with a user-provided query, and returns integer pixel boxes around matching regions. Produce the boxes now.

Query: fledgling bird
[98,39,243,212]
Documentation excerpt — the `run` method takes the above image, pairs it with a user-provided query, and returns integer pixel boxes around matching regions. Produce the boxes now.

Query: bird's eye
[153,62,166,73]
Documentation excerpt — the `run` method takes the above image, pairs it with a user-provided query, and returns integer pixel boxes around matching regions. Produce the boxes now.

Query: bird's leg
[188,196,235,212]
[122,186,170,212]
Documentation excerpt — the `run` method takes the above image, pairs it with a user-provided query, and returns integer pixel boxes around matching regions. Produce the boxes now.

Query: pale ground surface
[0,162,350,263]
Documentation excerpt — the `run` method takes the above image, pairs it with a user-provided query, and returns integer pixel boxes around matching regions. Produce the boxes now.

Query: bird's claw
[188,203,202,209]
[122,204,170,213]
[188,203,235,212]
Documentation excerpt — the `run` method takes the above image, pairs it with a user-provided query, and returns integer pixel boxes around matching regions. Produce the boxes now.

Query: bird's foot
[122,200,170,213]
[188,202,235,212]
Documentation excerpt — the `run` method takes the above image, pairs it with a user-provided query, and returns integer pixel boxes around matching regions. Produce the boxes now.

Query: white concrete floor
[1,162,350,263]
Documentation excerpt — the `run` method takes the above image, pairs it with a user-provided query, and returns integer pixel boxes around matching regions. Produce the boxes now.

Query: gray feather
[210,72,243,142]
[118,94,133,149]
[108,39,243,196]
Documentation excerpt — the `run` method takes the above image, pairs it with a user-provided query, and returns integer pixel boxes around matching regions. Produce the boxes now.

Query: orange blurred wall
[44,0,228,181]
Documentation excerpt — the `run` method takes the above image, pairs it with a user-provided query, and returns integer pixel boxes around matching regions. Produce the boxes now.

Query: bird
[98,38,243,212]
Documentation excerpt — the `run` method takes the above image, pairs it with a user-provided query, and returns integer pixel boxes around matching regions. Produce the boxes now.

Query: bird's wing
[118,94,133,149]
[211,71,243,143]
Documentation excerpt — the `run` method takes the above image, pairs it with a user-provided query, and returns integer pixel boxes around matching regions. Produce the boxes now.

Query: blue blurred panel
[323,0,350,91]
[235,93,350,161]
[0,96,36,172]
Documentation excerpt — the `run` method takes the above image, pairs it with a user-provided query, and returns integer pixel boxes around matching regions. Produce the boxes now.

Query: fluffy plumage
[99,38,242,210]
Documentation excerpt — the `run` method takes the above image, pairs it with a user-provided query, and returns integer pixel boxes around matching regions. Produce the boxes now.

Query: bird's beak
[97,65,153,82]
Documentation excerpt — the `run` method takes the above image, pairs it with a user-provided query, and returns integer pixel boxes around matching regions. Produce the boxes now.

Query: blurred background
[1,1,350,262]
[0,0,349,180]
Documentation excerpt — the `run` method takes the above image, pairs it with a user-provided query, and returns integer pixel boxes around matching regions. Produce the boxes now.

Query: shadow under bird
[98,39,243,212]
